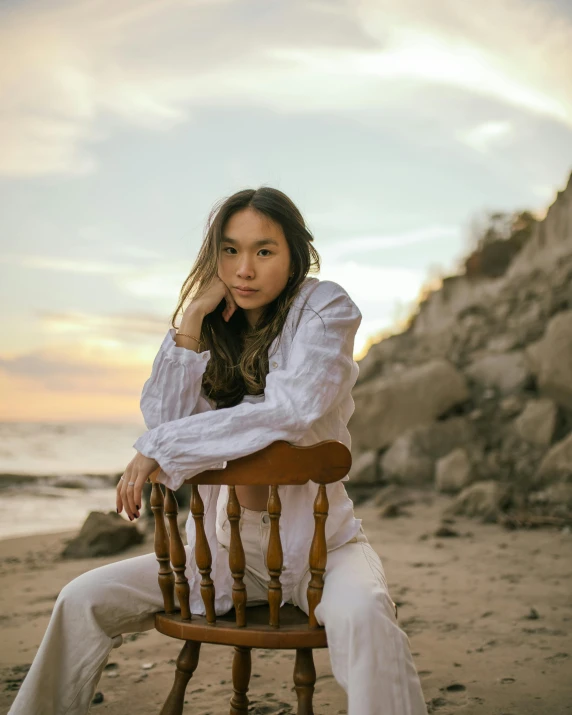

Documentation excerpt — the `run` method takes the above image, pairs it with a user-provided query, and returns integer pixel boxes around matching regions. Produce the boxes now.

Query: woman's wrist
[182,302,207,322]
[176,304,206,352]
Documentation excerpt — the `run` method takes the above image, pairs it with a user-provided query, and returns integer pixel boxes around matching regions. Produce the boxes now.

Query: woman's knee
[56,568,108,611]
[317,582,396,630]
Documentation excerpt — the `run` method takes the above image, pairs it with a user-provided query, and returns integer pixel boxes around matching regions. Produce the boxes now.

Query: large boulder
[443,481,513,523]
[534,432,572,488]
[464,351,532,395]
[62,511,144,559]
[529,482,572,513]
[348,450,380,484]
[514,398,558,446]
[526,311,572,410]
[350,360,469,451]
[380,417,476,485]
[435,448,472,494]
[345,450,383,506]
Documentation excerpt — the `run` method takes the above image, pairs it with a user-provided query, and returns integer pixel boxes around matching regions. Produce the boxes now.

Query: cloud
[320,225,460,261]
[355,0,572,123]
[0,0,570,176]
[38,311,169,339]
[320,260,424,306]
[459,120,514,152]
[0,254,128,275]
[0,347,144,394]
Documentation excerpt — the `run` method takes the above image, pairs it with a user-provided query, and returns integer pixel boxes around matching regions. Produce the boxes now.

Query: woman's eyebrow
[221,236,280,247]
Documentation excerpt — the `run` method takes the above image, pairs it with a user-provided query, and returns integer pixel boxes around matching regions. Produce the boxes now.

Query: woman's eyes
[222,247,272,256]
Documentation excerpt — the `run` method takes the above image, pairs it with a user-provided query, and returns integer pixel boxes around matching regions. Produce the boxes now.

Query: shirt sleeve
[139,328,212,430]
[133,282,362,490]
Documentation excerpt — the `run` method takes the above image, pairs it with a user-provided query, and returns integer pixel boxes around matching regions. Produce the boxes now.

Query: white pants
[9,508,427,715]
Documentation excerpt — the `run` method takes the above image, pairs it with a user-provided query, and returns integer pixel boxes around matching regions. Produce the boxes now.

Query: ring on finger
[128,481,136,486]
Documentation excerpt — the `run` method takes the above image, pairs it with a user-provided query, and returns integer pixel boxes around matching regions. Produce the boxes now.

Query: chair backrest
[150,440,352,630]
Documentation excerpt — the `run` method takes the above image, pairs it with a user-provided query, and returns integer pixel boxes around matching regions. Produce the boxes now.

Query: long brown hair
[170,187,321,408]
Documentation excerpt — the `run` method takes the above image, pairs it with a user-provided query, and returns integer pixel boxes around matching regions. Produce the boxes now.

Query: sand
[1,491,571,715]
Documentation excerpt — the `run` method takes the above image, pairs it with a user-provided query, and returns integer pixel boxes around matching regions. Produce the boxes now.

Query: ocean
[0,421,147,540]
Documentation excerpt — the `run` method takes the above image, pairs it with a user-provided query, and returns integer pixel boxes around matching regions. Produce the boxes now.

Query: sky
[1,0,571,423]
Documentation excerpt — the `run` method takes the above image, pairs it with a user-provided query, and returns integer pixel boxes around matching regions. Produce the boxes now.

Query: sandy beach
[1,492,571,715]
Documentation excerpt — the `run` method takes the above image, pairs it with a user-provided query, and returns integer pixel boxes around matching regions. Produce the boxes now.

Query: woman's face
[218,207,292,327]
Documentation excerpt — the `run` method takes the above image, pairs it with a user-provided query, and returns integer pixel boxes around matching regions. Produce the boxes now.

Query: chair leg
[229,645,252,714]
[160,640,201,715]
[293,647,316,715]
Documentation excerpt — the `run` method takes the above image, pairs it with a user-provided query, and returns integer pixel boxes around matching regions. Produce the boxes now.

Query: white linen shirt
[134,276,363,615]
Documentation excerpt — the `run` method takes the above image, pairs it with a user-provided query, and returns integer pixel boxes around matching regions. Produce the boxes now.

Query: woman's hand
[189,275,238,322]
[116,452,160,520]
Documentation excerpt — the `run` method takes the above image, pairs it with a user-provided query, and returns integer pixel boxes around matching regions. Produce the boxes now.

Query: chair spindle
[164,488,191,621]
[307,484,329,629]
[228,486,247,627]
[267,484,283,628]
[151,483,176,614]
[190,484,216,624]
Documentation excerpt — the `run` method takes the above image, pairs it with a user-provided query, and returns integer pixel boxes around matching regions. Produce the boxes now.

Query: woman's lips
[234,287,259,297]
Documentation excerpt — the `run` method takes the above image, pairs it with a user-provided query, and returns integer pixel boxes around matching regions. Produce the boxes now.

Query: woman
[9,187,428,715]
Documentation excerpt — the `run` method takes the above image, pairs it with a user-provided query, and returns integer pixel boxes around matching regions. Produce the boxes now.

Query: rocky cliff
[349,171,572,527]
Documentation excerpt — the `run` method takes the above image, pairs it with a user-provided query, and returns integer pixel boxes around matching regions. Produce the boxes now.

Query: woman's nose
[237,257,254,277]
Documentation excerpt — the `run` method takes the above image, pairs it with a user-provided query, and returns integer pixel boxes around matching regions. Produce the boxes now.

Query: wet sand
[1,492,571,714]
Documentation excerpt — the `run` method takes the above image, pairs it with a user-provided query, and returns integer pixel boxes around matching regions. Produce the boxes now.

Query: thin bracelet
[176,332,201,345]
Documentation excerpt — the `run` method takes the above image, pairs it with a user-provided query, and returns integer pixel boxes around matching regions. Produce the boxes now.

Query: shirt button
[271,361,278,369]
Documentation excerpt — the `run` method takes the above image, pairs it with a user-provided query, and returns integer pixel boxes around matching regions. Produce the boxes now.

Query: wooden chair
[149,439,353,715]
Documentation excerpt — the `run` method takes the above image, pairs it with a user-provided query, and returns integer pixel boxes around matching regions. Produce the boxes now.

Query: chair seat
[155,603,328,650]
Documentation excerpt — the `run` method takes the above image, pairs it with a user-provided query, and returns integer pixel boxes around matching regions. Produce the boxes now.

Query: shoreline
[0,472,121,486]
[0,527,81,546]
[0,486,123,541]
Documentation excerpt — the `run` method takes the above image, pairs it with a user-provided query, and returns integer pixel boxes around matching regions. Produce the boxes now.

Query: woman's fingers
[131,472,146,519]
[117,454,159,520]
[124,473,141,520]
[120,464,134,520]
[116,479,123,514]
[117,457,135,517]
[222,287,237,322]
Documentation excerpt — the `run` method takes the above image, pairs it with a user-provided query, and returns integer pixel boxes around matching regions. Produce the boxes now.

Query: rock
[496,432,546,487]
[464,351,532,395]
[373,484,416,509]
[526,311,572,409]
[379,502,406,519]
[443,481,513,523]
[375,485,416,519]
[534,432,572,487]
[380,418,476,485]
[62,511,144,559]
[348,450,379,484]
[435,448,472,494]
[381,442,433,485]
[350,360,469,451]
[514,398,558,446]
[345,451,383,505]
[434,525,460,537]
[500,395,524,417]
[529,482,572,510]
[486,334,519,353]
